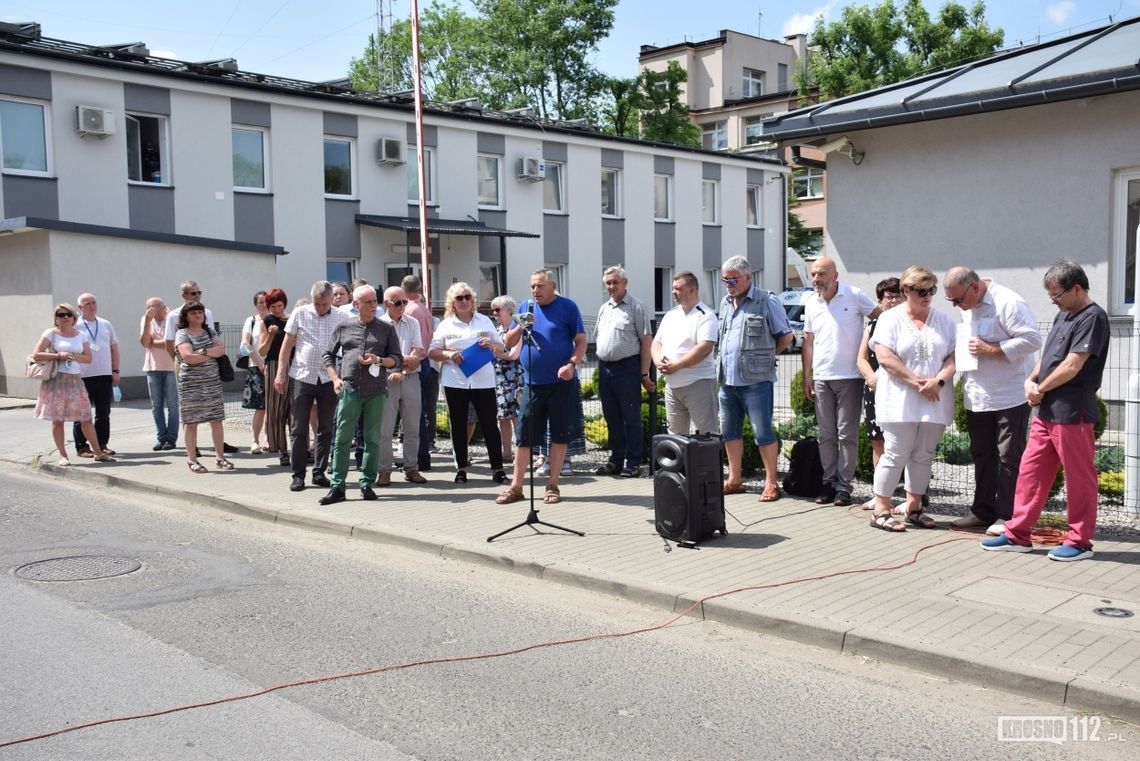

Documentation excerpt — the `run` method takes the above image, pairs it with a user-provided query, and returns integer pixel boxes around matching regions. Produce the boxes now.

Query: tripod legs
[486,507,584,542]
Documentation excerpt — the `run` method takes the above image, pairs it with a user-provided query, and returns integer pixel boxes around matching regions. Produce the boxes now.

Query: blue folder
[458,342,494,377]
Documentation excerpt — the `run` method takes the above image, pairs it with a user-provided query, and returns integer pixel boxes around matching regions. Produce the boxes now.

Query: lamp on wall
[819,136,865,166]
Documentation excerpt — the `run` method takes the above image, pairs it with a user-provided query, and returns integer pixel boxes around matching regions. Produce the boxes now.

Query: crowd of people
[28,258,1110,561]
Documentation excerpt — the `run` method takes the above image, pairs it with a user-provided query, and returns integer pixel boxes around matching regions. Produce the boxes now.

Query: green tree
[637,61,700,146]
[787,178,816,258]
[597,75,641,137]
[798,0,1004,100]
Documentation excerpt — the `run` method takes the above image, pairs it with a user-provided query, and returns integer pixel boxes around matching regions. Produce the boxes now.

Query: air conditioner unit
[517,156,545,182]
[376,137,405,165]
[76,105,116,138]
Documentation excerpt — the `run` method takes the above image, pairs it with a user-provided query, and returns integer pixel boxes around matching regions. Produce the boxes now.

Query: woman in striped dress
[175,301,232,473]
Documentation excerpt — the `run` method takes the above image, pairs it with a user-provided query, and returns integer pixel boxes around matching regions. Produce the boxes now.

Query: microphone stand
[487,315,583,542]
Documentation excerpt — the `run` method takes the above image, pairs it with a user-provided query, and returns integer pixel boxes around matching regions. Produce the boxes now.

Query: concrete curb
[29,460,1140,725]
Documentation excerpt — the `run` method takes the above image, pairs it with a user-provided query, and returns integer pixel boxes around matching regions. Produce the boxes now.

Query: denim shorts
[517,381,577,447]
[718,382,776,445]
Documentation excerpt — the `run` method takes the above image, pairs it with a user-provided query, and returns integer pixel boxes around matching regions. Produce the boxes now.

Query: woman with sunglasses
[175,301,232,473]
[258,288,291,465]
[32,304,116,466]
[866,266,956,531]
[490,295,523,464]
[429,283,507,484]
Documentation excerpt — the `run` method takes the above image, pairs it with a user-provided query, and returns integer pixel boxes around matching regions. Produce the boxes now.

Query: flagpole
[409,0,431,308]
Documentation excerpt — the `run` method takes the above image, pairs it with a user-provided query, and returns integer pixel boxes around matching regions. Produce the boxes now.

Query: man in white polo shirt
[74,293,120,457]
[378,285,428,486]
[801,257,879,506]
[652,271,719,436]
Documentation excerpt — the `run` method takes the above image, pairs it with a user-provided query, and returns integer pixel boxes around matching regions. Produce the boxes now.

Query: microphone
[514,301,535,328]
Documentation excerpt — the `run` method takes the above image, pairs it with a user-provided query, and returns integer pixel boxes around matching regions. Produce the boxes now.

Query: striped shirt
[595,294,651,362]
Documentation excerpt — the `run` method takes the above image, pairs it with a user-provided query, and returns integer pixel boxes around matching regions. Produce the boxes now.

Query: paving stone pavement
[4,402,1140,723]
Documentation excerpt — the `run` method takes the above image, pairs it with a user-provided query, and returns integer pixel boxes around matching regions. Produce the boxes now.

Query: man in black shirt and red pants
[982,259,1109,562]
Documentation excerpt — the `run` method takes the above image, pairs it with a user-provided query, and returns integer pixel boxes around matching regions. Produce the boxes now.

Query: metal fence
[221,319,1139,527]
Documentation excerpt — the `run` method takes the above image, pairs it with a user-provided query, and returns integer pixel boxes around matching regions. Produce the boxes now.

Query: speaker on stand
[653,433,726,548]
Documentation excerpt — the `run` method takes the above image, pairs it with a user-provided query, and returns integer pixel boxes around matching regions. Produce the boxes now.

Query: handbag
[205,327,236,382]
[236,354,251,370]
[25,354,57,381]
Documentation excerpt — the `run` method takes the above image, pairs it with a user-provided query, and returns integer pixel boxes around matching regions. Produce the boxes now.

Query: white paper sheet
[955,322,979,372]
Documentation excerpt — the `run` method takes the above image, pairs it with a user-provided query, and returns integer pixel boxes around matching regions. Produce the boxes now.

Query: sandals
[758,483,781,502]
[723,481,746,495]
[495,486,524,505]
[57,457,71,467]
[215,458,235,471]
[543,485,561,504]
[250,446,265,455]
[870,512,906,532]
[187,461,208,473]
[93,453,116,462]
[454,470,468,484]
[906,509,937,529]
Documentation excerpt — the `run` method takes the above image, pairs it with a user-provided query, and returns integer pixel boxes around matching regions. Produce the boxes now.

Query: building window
[743,68,764,98]
[705,268,721,305]
[792,168,824,199]
[544,160,565,212]
[654,267,673,314]
[0,98,50,175]
[476,154,501,207]
[1112,169,1140,314]
[326,259,355,285]
[232,126,268,191]
[746,184,761,227]
[126,113,170,184]
[546,263,569,296]
[478,263,501,302]
[744,117,770,146]
[406,145,436,204]
[702,180,719,224]
[323,137,354,197]
[601,168,622,217]
[701,121,728,151]
[654,174,672,221]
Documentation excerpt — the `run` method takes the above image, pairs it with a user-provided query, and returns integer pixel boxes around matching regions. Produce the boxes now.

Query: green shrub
[953,379,967,433]
[855,422,874,482]
[789,369,816,418]
[1036,511,1069,529]
[1095,445,1124,472]
[773,413,818,442]
[1094,395,1108,440]
[935,430,973,465]
[640,403,668,462]
[641,375,666,402]
[580,368,597,400]
[584,416,608,448]
[1099,470,1124,499]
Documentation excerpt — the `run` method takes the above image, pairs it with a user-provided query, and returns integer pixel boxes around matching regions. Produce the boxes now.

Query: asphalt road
[0,464,1135,760]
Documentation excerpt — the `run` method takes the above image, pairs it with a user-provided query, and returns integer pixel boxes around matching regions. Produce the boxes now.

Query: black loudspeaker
[653,434,726,546]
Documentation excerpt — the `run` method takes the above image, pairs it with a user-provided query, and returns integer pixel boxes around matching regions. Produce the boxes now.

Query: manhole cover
[14,555,142,582]
[1094,607,1135,619]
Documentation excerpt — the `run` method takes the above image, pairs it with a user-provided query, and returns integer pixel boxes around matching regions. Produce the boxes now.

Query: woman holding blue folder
[429,282,508,485]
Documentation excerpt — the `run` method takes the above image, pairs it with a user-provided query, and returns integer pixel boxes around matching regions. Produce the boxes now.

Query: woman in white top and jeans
[429,282,508,485]
[241,290,270,453]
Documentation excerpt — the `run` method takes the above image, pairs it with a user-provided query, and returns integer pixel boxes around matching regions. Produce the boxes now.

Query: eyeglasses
[721,277,739,286]
[454,294,473,302]
[386,299,407,307]
[946,283,976,307]
[910,286,937,298]
[880,292,903,302]
[1046,285,1072,302]
[490,308,502,313]
[185,290,202,297]
[55,312,73,319]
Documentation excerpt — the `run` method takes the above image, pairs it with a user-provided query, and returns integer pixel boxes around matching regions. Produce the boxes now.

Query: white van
[779,288,813,351]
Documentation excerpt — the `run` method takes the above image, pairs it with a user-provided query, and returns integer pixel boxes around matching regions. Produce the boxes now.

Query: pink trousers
[1004,417,1098,549]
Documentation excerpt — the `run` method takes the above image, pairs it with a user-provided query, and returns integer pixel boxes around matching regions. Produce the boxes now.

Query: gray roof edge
[0,216,287,255]
[355,214,540,238]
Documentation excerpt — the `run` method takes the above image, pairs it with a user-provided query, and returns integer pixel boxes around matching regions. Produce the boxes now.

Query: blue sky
[6,1,1138,83]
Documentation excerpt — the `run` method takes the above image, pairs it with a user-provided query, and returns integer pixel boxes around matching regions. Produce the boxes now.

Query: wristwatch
[937,378,945,387]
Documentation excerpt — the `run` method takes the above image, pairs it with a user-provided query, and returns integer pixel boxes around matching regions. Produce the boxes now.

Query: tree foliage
[798,0,1004,100]
[595,62,699,145]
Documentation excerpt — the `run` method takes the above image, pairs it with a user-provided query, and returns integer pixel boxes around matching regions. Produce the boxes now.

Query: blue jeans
[146,370,179,445]
[718,382,776,445]
[598,355,643,468]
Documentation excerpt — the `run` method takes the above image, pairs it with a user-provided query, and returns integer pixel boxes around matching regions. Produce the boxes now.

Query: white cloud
[151,49,179,60]
[1045,1,1076,25]
[782,2,838,37]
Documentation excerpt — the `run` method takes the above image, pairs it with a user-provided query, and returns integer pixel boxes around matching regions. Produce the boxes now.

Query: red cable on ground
[0,535,972,750]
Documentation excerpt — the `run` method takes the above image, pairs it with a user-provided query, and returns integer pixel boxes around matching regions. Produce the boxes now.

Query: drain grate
[1094,606,1135,619]
[14,555,142,582]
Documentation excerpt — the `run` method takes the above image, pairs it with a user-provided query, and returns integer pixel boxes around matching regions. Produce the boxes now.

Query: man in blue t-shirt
[496,268,587,506]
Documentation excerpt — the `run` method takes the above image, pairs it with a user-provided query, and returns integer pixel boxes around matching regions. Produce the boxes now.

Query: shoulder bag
[205,327,236,382]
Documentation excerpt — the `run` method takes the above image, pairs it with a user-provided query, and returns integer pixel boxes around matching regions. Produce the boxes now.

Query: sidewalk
[4,402,1140,723]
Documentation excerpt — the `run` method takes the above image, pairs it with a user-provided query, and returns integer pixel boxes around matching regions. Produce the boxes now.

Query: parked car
[779,288,813,351]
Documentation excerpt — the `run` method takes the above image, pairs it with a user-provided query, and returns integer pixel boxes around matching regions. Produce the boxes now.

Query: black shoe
[289,476,305,492]
[360,485,378,501]
[161,441,177,451]
[815,487,837,505]
[319,488,346,506]
[152,442,165,452]
[492,469,508,484]
[454,470,467,484]
[279,454,291,467]
[620,466,642,478]
[312,473,331,488]
[418,462,432,472]
[223,442,239,454]
[834,491,852,507]
[594,461,620,476]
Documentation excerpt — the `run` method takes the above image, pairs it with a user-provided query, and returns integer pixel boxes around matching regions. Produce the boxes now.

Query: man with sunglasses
[943,267,1041,536]
[378,286,428,486]
[801,257,880,506]
[717,256,795,502]
[982,260,1109,562]
[73,293,120,458]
